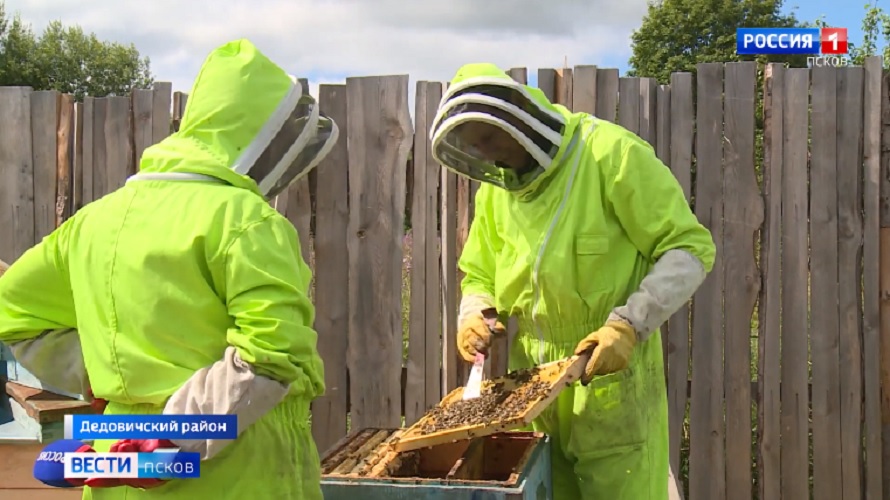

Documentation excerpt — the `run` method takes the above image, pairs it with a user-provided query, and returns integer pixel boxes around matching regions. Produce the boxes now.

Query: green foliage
[628,0,809,84]
[0,1,153,100]
[847,3,890,66]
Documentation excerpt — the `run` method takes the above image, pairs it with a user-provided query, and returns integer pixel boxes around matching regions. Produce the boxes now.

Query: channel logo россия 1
[736,27,848,55]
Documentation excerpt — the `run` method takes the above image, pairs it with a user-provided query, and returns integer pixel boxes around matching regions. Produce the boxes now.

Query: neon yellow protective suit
[430,64,716,499]
[0,39,337,499]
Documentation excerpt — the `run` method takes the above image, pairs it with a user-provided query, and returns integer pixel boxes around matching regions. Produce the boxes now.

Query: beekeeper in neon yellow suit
[430,63,715,499]
[0,39,337,499]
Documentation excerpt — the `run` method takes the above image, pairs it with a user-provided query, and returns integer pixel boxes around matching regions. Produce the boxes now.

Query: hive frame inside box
[320,428,550,489]
[392,354,586,452]
[321,429,544,483]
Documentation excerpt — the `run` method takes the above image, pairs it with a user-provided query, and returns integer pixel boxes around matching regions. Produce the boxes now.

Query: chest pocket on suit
[575,233,610,296]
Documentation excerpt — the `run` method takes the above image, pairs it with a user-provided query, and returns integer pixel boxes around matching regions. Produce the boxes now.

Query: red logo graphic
[821,28,848,54]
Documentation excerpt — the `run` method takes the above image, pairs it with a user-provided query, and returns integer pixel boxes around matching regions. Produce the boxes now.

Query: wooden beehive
[392,355,586,452]
[320,428,552,499]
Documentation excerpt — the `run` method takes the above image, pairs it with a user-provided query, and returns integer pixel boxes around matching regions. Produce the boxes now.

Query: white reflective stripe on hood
[231,75,302,176]
[287,117,340,180]
[430,93,563,147]
[439,76,567,125]
[256,100,320,195]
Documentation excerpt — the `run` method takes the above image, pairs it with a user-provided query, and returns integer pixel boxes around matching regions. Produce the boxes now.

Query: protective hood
[429,63,576,194]
[136,39,338,199]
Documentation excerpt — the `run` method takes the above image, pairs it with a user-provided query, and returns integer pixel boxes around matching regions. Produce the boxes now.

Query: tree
[627,0,809,83]
[0,1,153,100]
[846,4,890,66]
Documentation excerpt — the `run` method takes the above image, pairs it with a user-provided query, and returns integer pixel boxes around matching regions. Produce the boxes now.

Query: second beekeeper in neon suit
[430,63,715,499]
[0,39,337,499]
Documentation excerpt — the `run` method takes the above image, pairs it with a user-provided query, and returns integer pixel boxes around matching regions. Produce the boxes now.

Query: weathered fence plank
[837,66,865,500]
[172,92,188,132]
[73,101,85,213]
[507,67,527,83]
[667,81,693,214]
[132,89,154,165]
[0,88,35,262]
[30,91,59,242]
[639,78,657,147]
[810,65,843,500]
[596,68,619,122]
[91,98,108,199]
[688,62,725,500]
[656,84,670,164]
[572,65,597,114]
[781,67,811,500]
[420,86,444,412]
[151,82,172,145]
[538,68,557,102]
[104,96,133,192]
[618,77,641,133]
[80,98,95,207]
[454,173,473,386]
[721,61,759,500]
[345,75,412,429]
[556,67,572,108]
[311,84,350,453]
[440,154,459,395]
[862,55,883,500]
[757,62,783,500]
[655,82,671,372]
[880,67,890,494]
[666,72,693,478]
[406,80,444,424]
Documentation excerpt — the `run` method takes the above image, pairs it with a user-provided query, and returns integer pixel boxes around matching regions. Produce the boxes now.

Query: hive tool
[462,352,486,400]
[463,317,500,400]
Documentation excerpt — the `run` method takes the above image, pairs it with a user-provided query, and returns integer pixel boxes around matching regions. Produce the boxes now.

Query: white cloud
[6,0,648,110]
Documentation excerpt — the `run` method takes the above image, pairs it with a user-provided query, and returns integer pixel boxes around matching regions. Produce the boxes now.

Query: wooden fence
[0,57,888,500]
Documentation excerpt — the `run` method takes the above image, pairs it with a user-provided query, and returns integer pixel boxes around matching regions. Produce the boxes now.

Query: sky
[3,0,864,108]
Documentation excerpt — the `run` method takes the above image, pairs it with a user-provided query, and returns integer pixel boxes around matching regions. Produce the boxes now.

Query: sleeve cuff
[163,346,289,460]
[611,249,707,342]
[458,293,495,326]
[8,329,90,396]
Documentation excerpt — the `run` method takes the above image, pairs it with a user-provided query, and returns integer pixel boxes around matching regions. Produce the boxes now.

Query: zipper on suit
[529,118,594,364]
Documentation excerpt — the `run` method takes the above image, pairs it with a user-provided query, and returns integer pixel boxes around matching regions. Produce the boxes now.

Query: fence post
[862,55,883,500]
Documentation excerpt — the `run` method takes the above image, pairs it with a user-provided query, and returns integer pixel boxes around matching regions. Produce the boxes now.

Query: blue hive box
[320,428,552,499]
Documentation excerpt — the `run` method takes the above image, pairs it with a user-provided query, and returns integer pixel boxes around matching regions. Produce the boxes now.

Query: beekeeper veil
[429,72,567,192]
[234,78,338,199]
